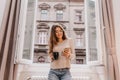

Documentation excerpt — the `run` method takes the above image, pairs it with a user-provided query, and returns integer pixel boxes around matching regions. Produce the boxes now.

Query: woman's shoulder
[66,38,74,42]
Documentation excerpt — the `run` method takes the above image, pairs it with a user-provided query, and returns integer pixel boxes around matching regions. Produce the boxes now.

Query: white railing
[19,64,105,80]
[27,76,90,80]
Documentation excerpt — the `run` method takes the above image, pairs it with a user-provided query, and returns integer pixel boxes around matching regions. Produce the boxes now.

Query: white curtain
[0,0,21,80]
[102,0,120,80]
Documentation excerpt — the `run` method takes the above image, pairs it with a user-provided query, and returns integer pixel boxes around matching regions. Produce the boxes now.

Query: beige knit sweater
[49,38,75,69]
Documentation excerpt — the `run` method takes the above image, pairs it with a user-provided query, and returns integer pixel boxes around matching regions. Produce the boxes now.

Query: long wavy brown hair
[49,25,67,54]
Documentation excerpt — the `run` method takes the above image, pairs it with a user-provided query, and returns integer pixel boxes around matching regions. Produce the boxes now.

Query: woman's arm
[62,38,75,60]
[69,38,75,60]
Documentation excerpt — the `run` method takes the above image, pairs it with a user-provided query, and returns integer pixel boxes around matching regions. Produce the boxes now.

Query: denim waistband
[51,68,69,71]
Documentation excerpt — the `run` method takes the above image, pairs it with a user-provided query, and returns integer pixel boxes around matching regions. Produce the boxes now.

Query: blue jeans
[48,68,72,80]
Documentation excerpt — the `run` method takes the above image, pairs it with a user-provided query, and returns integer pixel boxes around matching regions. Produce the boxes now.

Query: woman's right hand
[49,53,54,61]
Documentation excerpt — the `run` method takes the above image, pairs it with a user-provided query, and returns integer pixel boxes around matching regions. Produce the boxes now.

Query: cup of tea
[53,52,59,60]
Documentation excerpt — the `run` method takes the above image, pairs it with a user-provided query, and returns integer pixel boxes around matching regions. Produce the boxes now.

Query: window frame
[15,0,103,65]
[14,0,37,64]
[85,0,103,65]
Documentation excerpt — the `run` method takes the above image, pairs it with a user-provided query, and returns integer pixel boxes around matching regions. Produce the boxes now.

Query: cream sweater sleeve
[69,38,75,60]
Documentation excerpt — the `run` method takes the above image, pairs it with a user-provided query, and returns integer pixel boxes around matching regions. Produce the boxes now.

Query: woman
[48,24,75,80]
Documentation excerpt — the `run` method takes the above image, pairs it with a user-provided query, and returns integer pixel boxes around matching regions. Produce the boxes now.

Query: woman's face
[55,27,63,39]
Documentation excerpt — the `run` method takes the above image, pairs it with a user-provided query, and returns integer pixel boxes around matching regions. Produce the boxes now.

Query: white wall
[112,0,120,73]
[0,0,7,29]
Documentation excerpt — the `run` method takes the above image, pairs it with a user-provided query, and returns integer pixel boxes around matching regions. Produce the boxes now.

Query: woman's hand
[49,53,54,61]
[62,48,71,58]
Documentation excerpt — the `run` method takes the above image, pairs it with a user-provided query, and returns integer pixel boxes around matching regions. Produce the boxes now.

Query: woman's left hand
[62,48,71,58]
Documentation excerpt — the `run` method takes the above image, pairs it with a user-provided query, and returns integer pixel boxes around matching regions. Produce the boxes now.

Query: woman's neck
[58,38,63,43]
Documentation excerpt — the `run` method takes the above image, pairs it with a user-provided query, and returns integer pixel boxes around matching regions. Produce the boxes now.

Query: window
[15,0,36,64]
[56,10,63,21]
[38,56,45,63]
[38,31,48,44]
[76,34,84,47]
[76,35,81,47]
[85,0,102,65]
[39,3,50,20]
[41,10,48,20]
[17,0,102,65]
[54,3,65,21]
[75,31,84,47]
[76,59,84,64]
[75,10,84,23]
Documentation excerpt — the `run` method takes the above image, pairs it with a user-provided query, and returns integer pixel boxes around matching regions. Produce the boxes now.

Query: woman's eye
[55,30,63,33]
